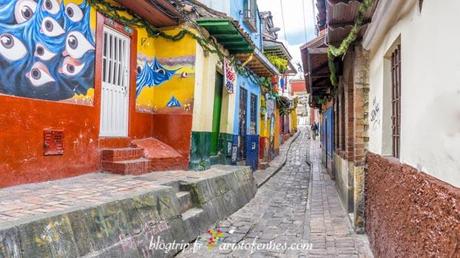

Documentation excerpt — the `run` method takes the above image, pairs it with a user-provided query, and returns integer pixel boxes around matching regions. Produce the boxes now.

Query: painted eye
[0,33,27,61]
[137,65,142,74]
[15,0,37,24]
[60,56,84,76]
[27,62,55,87]
[41,17,64,37]
[34,43,56,61]
[65,3,83,23]
[64,31,94,59]
[156,69,166,75]
[42,0,60,15]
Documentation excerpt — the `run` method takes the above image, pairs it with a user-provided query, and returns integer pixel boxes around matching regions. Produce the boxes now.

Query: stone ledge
[0,167,257,258]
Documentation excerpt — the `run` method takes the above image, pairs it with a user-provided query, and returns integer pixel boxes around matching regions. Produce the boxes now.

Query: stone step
[101,147,144,162]
[176,191,193,214]
[181,208,204,221]
[102,158,151,175]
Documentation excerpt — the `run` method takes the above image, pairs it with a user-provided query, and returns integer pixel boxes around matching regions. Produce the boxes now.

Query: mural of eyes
[34,43,56,61]
[14,0,37,24]
[26,62,55,87]
[41,17,65,37]
[0,33,27,61]
[64,31,94,59]
[59,56,84,76]
[42,0,60,15]
[65,3,83,23]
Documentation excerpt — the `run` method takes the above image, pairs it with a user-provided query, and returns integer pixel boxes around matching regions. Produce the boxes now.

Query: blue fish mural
[166,96,181,107]
[136,59,178,97]
[0,0,95,101]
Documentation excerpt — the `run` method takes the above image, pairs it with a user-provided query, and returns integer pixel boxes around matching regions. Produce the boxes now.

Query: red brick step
[101,147,144,162]
[102,158,151,175]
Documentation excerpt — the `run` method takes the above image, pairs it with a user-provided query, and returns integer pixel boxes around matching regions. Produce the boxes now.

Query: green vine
[87,0,271,87]
[327,0,374,89]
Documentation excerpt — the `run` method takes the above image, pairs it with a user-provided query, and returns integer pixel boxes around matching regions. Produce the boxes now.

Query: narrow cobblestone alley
[176,128,373,257]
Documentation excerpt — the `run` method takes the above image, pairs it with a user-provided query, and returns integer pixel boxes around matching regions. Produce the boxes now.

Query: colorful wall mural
[135,28,196,114]
[0,0,95,105]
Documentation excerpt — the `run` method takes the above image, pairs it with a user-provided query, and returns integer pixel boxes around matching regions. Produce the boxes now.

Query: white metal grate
[100,26,130,137]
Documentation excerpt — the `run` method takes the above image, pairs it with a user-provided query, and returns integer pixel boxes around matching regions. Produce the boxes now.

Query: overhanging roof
[196,18,255,53]
[263,40,292,60]
[236,48,280,77]
[326,0,378,45]
[300,33,331,107]
[118,0,182,27]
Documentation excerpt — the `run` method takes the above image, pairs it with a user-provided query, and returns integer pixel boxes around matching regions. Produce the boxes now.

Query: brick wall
[366,152,460,257]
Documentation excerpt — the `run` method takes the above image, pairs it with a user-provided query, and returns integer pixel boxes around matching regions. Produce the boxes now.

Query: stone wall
[365,153,460,257]
[0,167,257,258]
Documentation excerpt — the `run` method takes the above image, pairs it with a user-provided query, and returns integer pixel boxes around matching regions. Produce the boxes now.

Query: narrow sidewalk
[306,139,373,257]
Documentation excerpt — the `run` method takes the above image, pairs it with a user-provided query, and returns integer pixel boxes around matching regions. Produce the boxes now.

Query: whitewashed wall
[365,0,460,187]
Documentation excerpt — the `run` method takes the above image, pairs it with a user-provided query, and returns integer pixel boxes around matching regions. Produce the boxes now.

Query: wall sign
[224,59,235,94]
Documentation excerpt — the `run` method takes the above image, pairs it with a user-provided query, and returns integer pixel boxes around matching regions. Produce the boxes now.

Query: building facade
[302,0,460,257]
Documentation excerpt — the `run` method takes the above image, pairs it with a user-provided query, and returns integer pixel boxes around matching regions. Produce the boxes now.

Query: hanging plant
[265,54,288,73]
[327,0,374,89]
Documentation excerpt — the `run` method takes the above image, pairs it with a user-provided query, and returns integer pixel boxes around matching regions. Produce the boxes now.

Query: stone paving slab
[177,128,374,258]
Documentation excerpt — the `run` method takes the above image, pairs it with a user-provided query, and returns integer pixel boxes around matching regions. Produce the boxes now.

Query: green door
[211,72,224,155]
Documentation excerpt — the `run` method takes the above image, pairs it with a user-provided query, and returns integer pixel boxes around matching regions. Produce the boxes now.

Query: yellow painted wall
[136,27,196,114]
[259,96,269,138]
[290,111,298,132]
[191,44,235,134]
[274,107,280,151]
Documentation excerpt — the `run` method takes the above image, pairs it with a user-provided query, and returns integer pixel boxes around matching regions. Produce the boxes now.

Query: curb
[256,131,301,188]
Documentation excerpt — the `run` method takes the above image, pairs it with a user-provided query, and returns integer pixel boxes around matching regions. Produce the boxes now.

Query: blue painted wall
[321,107,334,161]
[228,0,263,49]
[233,73,260,169]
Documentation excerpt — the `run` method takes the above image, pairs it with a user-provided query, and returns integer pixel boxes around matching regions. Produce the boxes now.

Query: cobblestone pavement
[177,128,373,257]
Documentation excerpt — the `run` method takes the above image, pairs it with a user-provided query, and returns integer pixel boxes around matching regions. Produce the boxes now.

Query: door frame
[238,87,248,161]
[94,13,138,138]
[210,71,224,155]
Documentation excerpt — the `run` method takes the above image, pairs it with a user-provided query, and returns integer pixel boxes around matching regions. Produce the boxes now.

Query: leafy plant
[266,54,288,73]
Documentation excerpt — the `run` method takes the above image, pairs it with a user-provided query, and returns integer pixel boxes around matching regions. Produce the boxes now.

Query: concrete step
[101,147,144,162]
[102,158,151,175]
[181,208,204,221]
[176,191,192,214]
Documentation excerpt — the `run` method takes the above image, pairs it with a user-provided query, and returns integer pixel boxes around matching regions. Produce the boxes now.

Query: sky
[258,0,317,76]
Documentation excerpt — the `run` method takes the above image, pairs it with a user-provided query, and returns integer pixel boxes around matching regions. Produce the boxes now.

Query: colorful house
[186,0,279,170]
[0,0,191,187]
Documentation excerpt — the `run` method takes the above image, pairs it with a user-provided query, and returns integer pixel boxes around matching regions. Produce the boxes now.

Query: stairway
[170,182,206,233]
[100,137,187,175]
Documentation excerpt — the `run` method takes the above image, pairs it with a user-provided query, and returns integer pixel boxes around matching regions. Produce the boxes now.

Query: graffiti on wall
[0,0,95,104]
[136,59,178,97]
[370,97,381,129]
[135,55,195,114]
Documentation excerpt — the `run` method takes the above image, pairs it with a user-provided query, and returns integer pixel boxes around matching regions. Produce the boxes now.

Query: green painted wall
[190,132,236,170]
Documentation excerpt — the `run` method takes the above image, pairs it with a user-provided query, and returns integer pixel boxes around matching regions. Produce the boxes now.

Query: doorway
[210,72,224,155]
[239,87,248,160]
[99,25,131,137]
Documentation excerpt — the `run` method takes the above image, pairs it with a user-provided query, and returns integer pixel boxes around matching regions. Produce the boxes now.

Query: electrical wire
[279,0,288,41]
[302,0,308,41]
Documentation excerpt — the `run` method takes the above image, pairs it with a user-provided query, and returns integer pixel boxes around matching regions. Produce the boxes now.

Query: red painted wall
[0,14,158,188]
[0,96,99,188]
[152,113,192,167]
[366,153,460,257]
